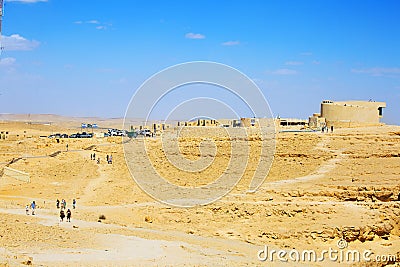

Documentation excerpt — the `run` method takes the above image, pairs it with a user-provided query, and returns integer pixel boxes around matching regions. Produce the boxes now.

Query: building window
[378,107,383,116]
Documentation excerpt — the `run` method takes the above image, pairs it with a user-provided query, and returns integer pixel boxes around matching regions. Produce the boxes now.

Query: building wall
[240,118,276,128]
[177,119,219,127]
[279,118,308,127]
[241,118,259,127]
[320,100,386,127]
[308,115,326,129]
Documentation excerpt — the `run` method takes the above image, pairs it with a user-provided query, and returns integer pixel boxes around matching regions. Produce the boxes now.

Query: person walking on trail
[331,125,334,132]
[66,209,72,222]
[93,153,96,160]
[109,155,113,164]
[31,201,36,215]
[90,154,93,160]
[72,199,76,209]
[56,199,60,209]
[25,205,29,215]
[60,209,65,222]
[106,155,109,162]
[66,144,69,151]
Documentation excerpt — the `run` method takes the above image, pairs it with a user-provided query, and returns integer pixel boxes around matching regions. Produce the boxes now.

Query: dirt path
[263,134,346,189]
[0,206,260,266]
[78,150,109,204]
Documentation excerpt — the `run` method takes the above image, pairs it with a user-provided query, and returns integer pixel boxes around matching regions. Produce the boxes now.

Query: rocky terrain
[0,120,399,266]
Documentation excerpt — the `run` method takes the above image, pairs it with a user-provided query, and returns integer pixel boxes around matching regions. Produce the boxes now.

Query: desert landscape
[0,116,399,266]
[1,0,398,265]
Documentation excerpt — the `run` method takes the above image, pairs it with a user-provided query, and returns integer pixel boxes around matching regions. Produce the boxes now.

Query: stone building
[315,100,386,128]
[308,113,326,129]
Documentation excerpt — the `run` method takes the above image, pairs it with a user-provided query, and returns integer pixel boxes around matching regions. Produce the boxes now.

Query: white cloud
[351,67,400,77]
[2,34,40,51]
[285,61,303,66]
[185,33,205,39]
[0,57,16,66]
[5,0,47,3]
[222,41,240,46]
[269,68,298,75]
[87,20,100,24]
[312,60,321,65]
[74,20,111,30]
[300,52,312,56]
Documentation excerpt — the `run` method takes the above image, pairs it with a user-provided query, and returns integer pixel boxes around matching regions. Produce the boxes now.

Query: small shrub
[99,214,106,220]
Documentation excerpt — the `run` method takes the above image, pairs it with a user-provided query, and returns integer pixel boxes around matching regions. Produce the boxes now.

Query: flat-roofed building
[240,118,276,128]
[177,119,219,127]
[308,113,326,129]
[278,118,308,127]
[320,100,386,127]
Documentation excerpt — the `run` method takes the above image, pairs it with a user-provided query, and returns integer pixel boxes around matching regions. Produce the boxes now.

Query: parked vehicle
[79,132,93,138]
[48,133,69,138]
[108,129,127,136]
[140,129,152,137]
[68,132,93,138]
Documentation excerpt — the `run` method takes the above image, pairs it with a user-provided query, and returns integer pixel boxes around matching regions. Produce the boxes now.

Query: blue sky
[0,0,399,124]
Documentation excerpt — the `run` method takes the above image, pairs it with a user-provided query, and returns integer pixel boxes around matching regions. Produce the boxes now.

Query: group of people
[90,153,113,164]
[90,153,100,164]
[25,201,36,215]
[60,208,72,222]
[24,199,74,222]
[56,198,76,209]
[56,198,76,222]
[321,125,334,133]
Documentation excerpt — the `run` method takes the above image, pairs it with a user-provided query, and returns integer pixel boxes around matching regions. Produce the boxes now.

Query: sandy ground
[0,120,399,266]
